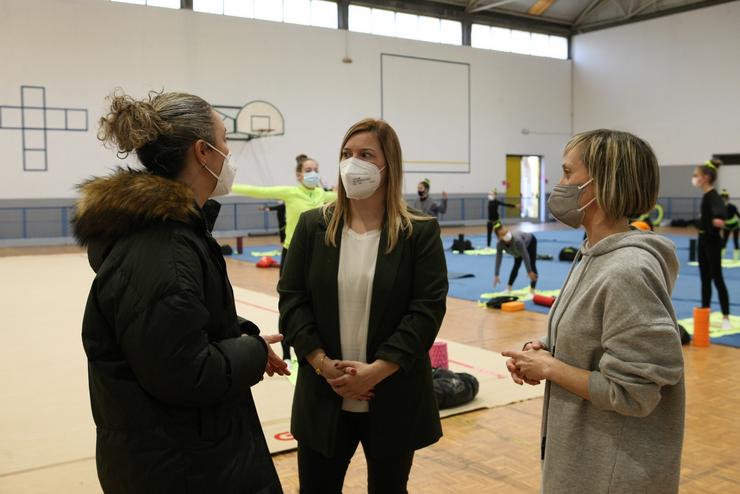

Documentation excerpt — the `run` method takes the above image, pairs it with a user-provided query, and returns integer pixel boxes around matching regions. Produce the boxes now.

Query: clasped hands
[324,360,378,401]
[501,341,556,385]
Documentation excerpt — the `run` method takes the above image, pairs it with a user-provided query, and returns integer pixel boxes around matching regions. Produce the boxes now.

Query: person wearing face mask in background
[692,160,731,329]
[502,130,685,494]
[278,118,448,494]
[492,222,538,293]
[720,189,739,261]
[413,178,448,218]
[486,189,520,247]
[233,154,336,269]
[73,90,286,493]
[233,154,336,360]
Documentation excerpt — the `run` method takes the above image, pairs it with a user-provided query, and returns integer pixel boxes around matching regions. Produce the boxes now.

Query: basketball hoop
[213,100,285,142]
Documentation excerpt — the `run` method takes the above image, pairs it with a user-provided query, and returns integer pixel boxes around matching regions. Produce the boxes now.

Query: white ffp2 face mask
[340,157,385,199]
[503,231,513,242]
[203,142,236,197]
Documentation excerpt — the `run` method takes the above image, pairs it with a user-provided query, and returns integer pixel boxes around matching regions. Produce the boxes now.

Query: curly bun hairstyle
[295,153,316,173]
[98,89,215,179]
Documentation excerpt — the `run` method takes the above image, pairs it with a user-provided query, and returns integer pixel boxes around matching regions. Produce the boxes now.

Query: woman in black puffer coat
[74,90,286,493]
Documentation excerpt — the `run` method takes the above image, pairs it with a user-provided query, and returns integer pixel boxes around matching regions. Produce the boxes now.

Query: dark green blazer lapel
[367,225,404,346]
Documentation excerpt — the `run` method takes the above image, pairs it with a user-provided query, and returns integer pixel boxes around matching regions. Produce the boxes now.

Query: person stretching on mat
[503,129,685,494]
[279,118,447,494]
[693,160,731,330]
[486,189,520,247]
[233,154,336,360]
[493,222,538,294]
[720,189,739,260]
[414,178,448,218]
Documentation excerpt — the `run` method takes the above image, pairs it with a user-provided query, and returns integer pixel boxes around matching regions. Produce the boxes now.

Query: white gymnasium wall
[572,1,740,195]
[0,0,571,200]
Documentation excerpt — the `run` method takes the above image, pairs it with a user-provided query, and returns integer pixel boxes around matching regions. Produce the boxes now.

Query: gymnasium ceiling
[358,0,737,34]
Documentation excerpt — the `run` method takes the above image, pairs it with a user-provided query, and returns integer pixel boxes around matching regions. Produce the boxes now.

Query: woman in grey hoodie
[503,130,685,494]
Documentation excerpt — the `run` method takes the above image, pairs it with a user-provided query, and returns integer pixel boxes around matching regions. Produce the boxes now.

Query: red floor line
[234,298,279,314]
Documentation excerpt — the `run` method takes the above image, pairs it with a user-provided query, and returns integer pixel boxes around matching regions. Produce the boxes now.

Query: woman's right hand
[321,358,347,380]
[505,341,543,386]
[306,350,356,381]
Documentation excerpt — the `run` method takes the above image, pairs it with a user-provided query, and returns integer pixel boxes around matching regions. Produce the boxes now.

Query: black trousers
[698,235,730,315]
[278,247,290,359]
[509,237,538,289]
[297,412,415,494]
[723,228,739,250]
[486,220,497,247]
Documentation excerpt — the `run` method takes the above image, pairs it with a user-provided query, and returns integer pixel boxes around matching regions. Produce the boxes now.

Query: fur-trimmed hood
[73,168,223,272]
[73,167,201,246]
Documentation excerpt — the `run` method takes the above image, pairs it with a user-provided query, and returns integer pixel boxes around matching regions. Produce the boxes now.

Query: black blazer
[278,207,448,457]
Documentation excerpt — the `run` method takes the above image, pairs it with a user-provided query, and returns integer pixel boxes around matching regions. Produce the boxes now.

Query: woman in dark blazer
[278,118,448,493]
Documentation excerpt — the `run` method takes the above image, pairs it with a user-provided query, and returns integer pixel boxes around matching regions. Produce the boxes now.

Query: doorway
[505,155,544,221]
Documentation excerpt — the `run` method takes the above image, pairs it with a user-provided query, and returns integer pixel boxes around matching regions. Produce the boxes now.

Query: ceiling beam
[464,0,479,12]
[629,0,659,18]
[351,0,571,35]
[573,0,609,26]
[609,0,627,16]
[528,0,557,16]
[573,0,736,33]
[470,0,520,14]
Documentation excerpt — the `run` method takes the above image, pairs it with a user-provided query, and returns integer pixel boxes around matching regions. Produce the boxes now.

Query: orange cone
[693,307,710,347]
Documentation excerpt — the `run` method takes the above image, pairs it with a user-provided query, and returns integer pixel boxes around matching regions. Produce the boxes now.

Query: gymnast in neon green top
[233,154,336,360]
[232,154,336,249]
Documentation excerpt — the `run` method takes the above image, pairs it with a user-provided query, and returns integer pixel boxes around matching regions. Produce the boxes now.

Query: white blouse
[337,226,381,413]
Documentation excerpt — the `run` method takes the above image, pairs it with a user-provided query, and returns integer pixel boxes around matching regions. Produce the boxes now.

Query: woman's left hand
[327,361,378,400]
[501,348,556,382]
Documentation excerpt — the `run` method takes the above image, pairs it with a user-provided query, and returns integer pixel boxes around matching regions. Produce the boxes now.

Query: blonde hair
[324,118,431,253]
[564,129,659,220]
[98,89,214,178]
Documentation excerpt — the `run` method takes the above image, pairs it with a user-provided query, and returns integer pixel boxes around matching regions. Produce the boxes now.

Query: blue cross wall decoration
[0,85,89,172]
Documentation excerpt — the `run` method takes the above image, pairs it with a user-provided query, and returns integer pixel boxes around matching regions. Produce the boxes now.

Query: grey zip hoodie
[540,230,685,494]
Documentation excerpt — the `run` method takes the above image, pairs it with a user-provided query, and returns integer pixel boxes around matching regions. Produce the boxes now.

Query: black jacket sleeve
[278,212,324,360]
[117,239,267,407]
[374,220,448,372]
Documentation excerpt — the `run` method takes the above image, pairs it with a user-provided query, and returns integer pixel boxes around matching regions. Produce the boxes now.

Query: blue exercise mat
[444,230,740,320]
[712,333,740,349]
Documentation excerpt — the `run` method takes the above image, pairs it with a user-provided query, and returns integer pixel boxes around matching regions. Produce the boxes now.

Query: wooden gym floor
[0,224,738,493]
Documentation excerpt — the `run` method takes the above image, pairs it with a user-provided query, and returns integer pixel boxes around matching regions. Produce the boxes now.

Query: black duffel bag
[486,295,519,309]
[432,368,480,409]
[559,246,578,262]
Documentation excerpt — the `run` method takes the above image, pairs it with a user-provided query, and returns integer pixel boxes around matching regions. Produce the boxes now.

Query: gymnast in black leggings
[486,190,519,247]
[692,160,731,330]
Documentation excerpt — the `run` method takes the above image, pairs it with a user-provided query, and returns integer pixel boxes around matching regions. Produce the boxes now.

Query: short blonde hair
[564,129,659,220]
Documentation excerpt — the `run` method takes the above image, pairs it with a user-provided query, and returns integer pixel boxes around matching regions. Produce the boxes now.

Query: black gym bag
[486,296,519,309]
[451,233,473,253]
[558,247,578,262]
[432,368,480,409]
